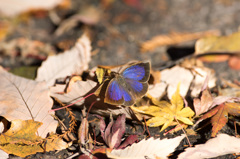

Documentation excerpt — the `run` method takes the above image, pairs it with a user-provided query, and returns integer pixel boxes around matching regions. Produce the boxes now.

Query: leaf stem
[174,117,192,147]
[49,93,95,112]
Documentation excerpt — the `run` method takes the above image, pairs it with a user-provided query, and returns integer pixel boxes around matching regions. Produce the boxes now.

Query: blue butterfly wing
[121,62,150,106]
[104,78,134,106]
[124,79,148,101]
[104,62,150,106]
[105,78,135,106]
[122,62,150,82]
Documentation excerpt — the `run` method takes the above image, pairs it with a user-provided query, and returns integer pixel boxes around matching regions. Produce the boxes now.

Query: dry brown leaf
[194,88,240,117]
[189,66,216,97]
[195,31,240,54]
[0,67,58,138]
[65,75,82,93]
[155,65,194,99]
[107,135,185,159]
[193,89,213,116]
[148,65,216,99]
[0,150,8,159]
[178,134,240,159]
[141,30,220,52]
[197,102,240,137]
[0,0,63,17]
[148,82,167,99]
[194,31,240,69]
[36,33,91,87]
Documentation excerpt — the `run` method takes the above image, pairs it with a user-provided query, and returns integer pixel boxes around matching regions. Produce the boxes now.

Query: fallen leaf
[141,30,220,52]
[148,82,167,99]
[198,102,240,137]
[36,33,91,87]
[156,65,193,99]
[132,84,195,131]
[0,150,8,159]
[95,67,107,84]
[195,31,240,67]
[195,31,240,54]
[0,0,64,17]
[78,108,93,155]
[193,88,240,116]
[148,64,216,99]
[107,135,185,159]
[0,67,57,137]
[178,134,240,159]
[65,75,82,93]
[189,66,216,97]
[98,114,137,149]
[198,54,230,62]
[0,119,69,157]
[193,89,213,116]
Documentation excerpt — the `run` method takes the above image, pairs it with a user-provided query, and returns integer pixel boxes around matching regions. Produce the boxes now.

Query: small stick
[143,117,151,137]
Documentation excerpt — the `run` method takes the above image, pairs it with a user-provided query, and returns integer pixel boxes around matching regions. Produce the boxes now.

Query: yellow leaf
[132,84,195,132]
[170,83,184,112]
[0,120,43,157]
[96,67,106,84]
[176,116,193,125]
[160,117,175,132]
[131,105,166,117]
[195,31,240,54]
[177,107,195,118]
[0,119,69,157]
[146,117,167,127]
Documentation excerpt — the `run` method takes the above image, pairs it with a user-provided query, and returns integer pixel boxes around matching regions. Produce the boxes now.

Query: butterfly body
[104,62,150,106]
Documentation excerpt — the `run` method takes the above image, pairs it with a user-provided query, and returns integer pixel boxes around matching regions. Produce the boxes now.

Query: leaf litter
[1,31,240,158]
[1,3,240,158]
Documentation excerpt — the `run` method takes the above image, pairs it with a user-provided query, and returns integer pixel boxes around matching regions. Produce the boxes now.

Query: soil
[2,0,240,158]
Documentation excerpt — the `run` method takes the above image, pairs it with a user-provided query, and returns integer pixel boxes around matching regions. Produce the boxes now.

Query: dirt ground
[2,0,240,158]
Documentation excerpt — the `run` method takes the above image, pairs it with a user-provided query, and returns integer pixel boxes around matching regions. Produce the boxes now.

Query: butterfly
[104,61,150,106]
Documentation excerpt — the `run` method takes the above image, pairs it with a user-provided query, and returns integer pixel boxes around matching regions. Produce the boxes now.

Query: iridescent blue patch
[104,62,150,106]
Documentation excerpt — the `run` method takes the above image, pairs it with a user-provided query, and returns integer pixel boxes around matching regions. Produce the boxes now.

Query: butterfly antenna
[49,93,96,113]
[116,61,122,73]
